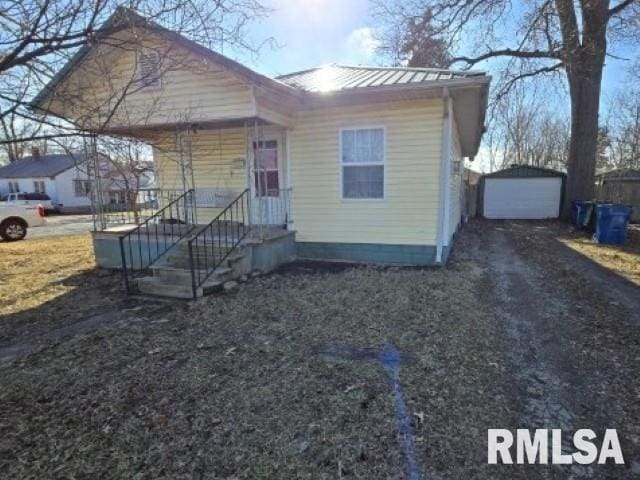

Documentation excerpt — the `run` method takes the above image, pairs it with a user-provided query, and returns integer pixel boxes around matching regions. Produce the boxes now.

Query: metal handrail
[187,188,251,298]
[118,189,196,293]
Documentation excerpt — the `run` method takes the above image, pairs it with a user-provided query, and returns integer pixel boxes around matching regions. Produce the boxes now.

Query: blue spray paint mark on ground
[317,342,425,480]
[378,343,424,480]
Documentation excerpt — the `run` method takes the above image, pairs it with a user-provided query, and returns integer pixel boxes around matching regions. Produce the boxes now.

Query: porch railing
[251,187,293,227]
[119,189,196,293]
[93,188,185,230]
[187,188,251,298]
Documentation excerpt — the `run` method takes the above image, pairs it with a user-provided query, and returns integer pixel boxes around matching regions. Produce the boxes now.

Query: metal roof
[0,153,88,178]
[483,165,566,178]
[483,165,566,179]
[276,64,487,93]
[597,168,640,182]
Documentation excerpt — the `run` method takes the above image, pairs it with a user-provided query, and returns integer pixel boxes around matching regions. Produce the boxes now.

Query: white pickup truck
[0,192,57,211]
[0,204,46,241]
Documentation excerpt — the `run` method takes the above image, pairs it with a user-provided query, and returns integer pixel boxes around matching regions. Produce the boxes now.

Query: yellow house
[31,8,489,298]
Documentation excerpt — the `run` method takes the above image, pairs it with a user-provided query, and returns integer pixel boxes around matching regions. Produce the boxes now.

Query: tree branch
[453,48,560,66]
[609,0,638,17]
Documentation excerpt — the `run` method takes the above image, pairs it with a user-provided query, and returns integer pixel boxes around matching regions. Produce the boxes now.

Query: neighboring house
[0,150,155,213]
[30,8,489,277]
[596,168,640,222]
[99,160,155,205]
[0,150,95,212]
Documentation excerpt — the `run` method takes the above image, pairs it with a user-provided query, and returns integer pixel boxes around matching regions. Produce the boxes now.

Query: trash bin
[594,204,632,245]
[572,200,593,228]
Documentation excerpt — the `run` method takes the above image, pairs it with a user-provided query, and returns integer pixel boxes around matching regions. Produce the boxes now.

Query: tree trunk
[562,68,603,218]
[557,0,609,219]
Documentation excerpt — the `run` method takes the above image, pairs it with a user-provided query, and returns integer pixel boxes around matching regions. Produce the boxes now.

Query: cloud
[345,27,380,62]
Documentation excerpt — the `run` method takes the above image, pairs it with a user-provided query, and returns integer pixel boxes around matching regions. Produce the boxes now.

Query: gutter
[299,77,490,107]
[436,88,453,265]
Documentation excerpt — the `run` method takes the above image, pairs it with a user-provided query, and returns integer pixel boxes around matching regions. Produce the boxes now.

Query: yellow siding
[45,32,255,129]
[152,127,248,221]
[290,99,443,245]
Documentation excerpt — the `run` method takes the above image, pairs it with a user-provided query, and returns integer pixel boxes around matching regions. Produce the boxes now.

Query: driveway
[458,220,640,478]
[27,213,94,238]
[1,220,639,479]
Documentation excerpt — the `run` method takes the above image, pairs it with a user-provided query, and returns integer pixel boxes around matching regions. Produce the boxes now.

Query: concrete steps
[134,239,250,299]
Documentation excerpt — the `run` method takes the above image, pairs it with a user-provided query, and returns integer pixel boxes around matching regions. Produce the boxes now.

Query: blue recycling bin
[594,204,632,245]
[572,200,593,228]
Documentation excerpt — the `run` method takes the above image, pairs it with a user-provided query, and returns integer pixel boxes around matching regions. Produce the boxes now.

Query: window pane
[254,171,280,197]
[342,128,383,164]
[266,171,279,196]
[343,166,384,198]
[256,148,277,170]
[341,130,356,163]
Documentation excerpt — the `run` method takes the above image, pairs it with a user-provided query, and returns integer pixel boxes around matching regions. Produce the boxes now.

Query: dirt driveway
[1,220,639,479]
[463,221,640,478]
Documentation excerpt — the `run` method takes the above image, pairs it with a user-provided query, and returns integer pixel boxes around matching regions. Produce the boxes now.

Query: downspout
[436,88,453,265]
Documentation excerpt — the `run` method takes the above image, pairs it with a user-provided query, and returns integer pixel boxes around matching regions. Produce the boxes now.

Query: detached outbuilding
[479,165,566,219]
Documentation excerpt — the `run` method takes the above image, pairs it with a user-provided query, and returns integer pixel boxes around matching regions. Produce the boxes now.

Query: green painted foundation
[251,231,296,272]
[295,241,439,266]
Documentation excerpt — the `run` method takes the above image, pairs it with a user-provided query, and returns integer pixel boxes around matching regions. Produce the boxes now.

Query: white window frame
[135,50,162,90]
[33,180,46,193]
[73,179,91,197]
[252,138,281,198]
[339,126,386,201]
[8,181,19,193]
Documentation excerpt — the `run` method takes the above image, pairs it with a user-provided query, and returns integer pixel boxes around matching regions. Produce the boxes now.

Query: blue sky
[231,0,636,171]
[238,0,379,76]
[235,0,634,98]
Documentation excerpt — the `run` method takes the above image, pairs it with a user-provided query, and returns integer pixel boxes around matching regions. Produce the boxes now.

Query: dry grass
[2,222,637,479]
[0,254,517,479]
[0,234,123,343]
[560,235,640,286]
[0,234,95,315]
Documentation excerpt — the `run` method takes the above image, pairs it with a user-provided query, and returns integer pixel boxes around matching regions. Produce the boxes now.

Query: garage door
[484,177,562,219]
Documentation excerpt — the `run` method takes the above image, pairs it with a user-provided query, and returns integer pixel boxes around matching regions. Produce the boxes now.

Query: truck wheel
[0,219,27,241]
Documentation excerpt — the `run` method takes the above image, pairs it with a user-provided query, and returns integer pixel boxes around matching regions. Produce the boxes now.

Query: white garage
[480,165,565,219]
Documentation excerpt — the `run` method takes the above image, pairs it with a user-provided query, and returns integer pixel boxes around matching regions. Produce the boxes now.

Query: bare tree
[485,81,570,170]
[0,0,271,146]
[373,0,640,217]
[605,89,640,169]
[376,7,451,67]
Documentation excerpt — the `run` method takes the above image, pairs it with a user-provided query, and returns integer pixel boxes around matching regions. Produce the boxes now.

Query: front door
[252,138,286,225]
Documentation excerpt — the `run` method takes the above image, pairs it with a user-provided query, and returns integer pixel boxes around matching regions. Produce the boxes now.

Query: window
[254,140,279,197]
[73,179,91,197]
[341,128,385,199]
[8,181,19,193]
[136,50,161,88]
[33,180,46,194]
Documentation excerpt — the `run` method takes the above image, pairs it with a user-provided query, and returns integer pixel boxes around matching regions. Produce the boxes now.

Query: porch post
[88,133,106,230]
[253,119,264,239]
[177,125,197,224]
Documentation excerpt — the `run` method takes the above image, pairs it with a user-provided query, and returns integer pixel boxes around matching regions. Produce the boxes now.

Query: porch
[91,187,295,299]
[84,117,297,298]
